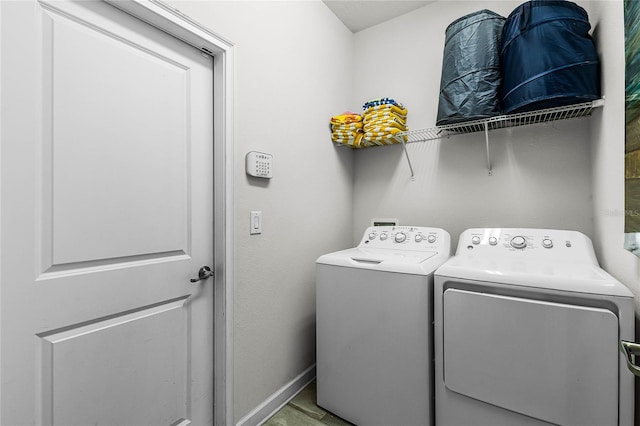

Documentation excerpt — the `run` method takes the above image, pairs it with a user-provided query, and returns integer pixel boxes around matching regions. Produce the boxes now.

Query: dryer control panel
[359,226,450,252]
[459,228,597,263]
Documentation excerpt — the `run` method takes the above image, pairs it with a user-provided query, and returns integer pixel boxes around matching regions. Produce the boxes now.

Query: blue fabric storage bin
[500,0,600,114]
[436,10,506,126]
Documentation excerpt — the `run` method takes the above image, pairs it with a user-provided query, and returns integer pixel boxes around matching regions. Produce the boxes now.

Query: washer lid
[316,247,446,274]
[436,256,633,297]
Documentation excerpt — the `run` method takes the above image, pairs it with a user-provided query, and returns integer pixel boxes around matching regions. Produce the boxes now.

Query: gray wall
[587,0,640,312]
[165,1,355,422]
[585,2,640,414]
[351,1,594,246]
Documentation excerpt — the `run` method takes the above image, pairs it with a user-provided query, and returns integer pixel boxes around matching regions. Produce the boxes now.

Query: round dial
[488,236,498,246]
[427,235,436,243]
[510,236,527,249]
[395,232,407,243]
[414,234,423,242]
[542,238,553,248]
[471,236,481,245]
[380,233,388,241]
[368,233,377,240]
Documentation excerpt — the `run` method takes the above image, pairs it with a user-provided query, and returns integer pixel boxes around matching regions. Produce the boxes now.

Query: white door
[0,1,215,424]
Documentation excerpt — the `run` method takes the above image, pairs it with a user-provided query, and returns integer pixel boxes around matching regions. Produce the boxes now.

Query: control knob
[415,234,423,242]
[510,236,527,249]
[380,233,388,241]
[427,235,436,243]
[395,232,407,243]
[542,238,553,248]
[471,236,481,245]
[368,233,377,240]
[488,237,498,246]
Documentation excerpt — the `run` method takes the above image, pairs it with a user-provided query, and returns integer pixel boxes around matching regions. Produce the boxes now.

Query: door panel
[49,7,190,265]
[443,288,618,426]
[39,297,189,425]
[1,1,214,424]
[43,3,190,268]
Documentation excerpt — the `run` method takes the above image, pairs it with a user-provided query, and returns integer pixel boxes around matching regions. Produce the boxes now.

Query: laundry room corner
[4,0,640,425]
[586,0,640,418]
[352,1,593,248]
[587,0,640,311]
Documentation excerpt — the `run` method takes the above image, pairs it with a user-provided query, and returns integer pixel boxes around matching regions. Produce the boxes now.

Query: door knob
[190,266,214,283]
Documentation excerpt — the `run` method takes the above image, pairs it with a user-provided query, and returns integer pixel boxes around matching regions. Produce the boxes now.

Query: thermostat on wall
[246,151,273,178]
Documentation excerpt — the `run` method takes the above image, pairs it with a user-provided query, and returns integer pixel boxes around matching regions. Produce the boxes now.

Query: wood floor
[263,381,354,426]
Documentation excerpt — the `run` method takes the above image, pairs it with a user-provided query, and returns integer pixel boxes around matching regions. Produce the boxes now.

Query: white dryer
[434,228,635,426]
[316,226,451,426]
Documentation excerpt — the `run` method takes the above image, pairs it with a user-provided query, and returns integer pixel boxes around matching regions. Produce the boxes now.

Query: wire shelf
[332,99,604,178]
[399,99,604,144]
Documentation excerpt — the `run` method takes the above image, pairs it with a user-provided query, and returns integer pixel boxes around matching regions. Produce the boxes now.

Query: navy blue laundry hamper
[500,0,600,114]
[436,10,505,126]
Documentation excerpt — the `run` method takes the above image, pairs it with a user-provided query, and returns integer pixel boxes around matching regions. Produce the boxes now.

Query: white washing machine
[434,228,635,426]
[316,226,451,426]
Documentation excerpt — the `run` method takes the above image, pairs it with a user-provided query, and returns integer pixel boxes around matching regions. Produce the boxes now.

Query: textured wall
[351,1,594,249]
[587,0,640,313]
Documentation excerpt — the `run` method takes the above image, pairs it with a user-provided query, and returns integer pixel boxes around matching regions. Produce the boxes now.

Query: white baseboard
[236,364,316,426]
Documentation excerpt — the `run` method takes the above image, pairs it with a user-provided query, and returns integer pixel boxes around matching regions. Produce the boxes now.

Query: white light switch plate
[250,211,262,235]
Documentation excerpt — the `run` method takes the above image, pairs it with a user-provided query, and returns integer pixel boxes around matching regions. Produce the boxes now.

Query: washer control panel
[459,228,596,262]
[360,226,448,251]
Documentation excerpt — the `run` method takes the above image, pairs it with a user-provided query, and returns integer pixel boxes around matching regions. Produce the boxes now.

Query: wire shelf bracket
[394,98,604,177]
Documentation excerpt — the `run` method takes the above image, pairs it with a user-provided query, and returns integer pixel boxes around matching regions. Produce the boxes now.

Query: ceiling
[322,0,435,33]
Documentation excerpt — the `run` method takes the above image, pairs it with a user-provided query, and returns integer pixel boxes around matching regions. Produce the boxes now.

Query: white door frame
[103,1,235,424]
